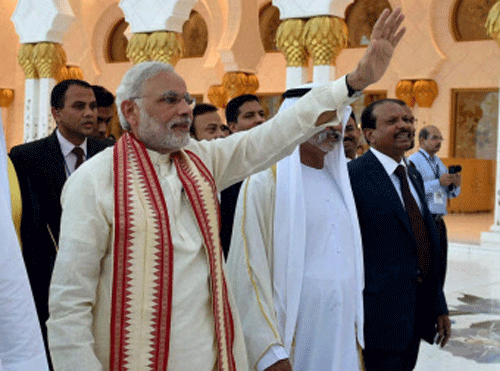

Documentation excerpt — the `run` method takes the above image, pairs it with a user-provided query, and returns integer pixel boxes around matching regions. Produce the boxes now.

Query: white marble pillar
[481,76,500,249]
[23,79,39,142]
[274,0,350,88]
[286,67,308,90]
[481,1,500,250]
[313,65,337,84]
[12,0,74,142]
[37,78,57,138]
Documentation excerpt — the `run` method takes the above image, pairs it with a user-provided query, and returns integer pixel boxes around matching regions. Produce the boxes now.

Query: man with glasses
[408,126,461,285]
[47,8,405,370]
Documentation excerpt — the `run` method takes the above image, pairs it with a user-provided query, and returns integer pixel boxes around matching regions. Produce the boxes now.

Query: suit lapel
[87,138,98,157]
[363,151,414,237]
[46,130,67,187]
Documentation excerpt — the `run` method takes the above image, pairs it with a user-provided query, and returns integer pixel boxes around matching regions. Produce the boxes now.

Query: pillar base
[480,227,500,251]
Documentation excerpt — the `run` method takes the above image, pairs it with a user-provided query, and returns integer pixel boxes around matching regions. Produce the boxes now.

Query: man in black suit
[348,99,451,371]
[9,79,113,365]
[220,95,267,258]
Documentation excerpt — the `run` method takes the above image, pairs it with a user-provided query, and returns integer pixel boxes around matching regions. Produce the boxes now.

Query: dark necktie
[72,147,85,170]
[394,165,431,279]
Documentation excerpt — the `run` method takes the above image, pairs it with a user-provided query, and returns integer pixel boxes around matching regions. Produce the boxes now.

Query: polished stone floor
[414,212,500,370]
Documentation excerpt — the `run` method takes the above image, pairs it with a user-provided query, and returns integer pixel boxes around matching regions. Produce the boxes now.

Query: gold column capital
[0,89,15,107]
[395,80,416,108]
[486,1,500,45]
[146,31,184,66]
[207,85,228,108]
[58,65,84,83]
[413,79,438,108]
[222,72,259,100]
[303,16,348,66]
[32,42,66,79]
[18,44,37,79]
[276,19,308,67]
[126,33,150,65]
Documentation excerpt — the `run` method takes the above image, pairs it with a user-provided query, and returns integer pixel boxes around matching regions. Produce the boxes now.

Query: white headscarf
[272,88,365,352]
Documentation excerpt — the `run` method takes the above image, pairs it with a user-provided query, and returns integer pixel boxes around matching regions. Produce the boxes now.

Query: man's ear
[121,100,139,129]
[363,128,374,145]
[51,107,60,122]
[228,122,237,132]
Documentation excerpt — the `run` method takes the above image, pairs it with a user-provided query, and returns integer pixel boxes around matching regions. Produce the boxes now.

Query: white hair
[115,61,176,130]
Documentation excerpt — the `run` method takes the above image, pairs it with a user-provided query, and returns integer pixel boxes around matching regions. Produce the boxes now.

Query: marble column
[120,0,195,67]
[17,44,38,142]
[12,0,74,142]
[33,42,66,139]
[276,19,308,89]
[481,1,500,249]
[304,16,348,84]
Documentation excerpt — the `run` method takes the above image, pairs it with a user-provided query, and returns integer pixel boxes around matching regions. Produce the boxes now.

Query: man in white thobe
[226,90,364,371]
[46,8,405,371]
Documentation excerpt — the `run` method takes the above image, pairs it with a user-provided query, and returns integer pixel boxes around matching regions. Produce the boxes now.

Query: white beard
[138,107,191,152]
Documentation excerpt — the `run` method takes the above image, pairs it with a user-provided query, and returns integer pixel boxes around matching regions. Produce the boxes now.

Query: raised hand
[347,7,406,91]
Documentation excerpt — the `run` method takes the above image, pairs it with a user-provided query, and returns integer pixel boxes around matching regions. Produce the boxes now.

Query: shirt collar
[369,147,406,176]
[418,148,434,160]
[56,129,87,157]
[146,148,171,166]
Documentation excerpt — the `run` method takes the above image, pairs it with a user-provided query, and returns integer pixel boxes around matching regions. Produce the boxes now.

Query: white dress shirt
[56,129,87,176]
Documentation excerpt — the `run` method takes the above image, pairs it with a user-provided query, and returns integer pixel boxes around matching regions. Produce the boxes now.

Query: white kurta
[226,148,363,370]
[47,77,357,371]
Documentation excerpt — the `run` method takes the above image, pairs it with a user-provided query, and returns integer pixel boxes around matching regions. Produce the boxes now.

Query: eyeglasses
[429,135,443,141]
[131,91,196,109]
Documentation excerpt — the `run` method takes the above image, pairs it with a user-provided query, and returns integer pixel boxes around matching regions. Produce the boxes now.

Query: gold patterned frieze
[395,80,416,108]
[57,65,84,83]
[0,89,14,107]
[126,33,150,65]
[276,19,307,67]
[222,72,260,100]
[18,44,37,79]
[207,85,228,108]
[146,31,184,66]
[32,42,66,79]
[126,31,184,66]
[413,80,438,108]
[486,1,500,44]
[303,16,348,66]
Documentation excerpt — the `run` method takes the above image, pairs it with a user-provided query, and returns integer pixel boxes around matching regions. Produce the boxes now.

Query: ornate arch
[105,10,209,63]
[452,0,496,41]
[344,0,391,48]
[259,2,281,53]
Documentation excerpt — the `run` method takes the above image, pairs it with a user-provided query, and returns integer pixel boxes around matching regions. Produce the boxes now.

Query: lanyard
[419,150,440,180]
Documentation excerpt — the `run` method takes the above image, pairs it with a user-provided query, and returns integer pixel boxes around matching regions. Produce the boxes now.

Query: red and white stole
[111,132,236,371]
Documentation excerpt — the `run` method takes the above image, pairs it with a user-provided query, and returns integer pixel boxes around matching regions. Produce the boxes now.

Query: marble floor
[415,212,500,370]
